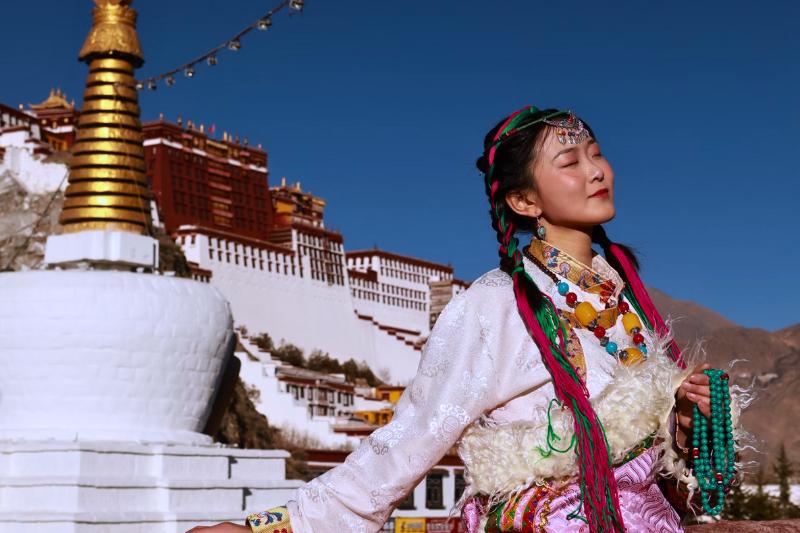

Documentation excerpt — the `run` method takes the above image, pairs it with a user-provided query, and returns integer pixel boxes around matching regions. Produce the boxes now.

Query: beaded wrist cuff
[246,506,292,533]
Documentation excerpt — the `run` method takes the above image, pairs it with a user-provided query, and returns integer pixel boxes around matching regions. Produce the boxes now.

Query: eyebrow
[552,147,576,160]
[552,139,598,161]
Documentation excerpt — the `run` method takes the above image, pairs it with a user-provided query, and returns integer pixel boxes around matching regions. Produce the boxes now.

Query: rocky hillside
[213,376,310,480]
[0,167,190,274]
[650,288,800,478]
[649,287,737,342]
[0,165,64,271]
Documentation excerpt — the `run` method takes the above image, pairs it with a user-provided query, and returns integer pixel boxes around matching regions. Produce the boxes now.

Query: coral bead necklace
[523,247,648,366]
[525,244,737,515]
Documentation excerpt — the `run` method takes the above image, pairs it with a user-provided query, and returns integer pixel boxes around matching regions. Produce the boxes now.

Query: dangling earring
[536,217,546,240]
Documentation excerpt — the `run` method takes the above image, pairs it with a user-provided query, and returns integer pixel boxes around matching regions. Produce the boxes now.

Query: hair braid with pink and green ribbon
[483,104,687,531]
[483,105,626,532]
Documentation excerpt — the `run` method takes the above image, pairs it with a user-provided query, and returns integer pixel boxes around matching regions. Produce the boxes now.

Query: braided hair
[476,106,684,532]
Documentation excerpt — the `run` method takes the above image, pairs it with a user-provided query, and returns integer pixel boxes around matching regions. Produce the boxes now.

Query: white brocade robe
[284,250,662,533]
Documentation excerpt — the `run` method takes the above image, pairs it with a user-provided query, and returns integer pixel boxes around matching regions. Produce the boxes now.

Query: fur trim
[457,324,753,513]
[457,325,744,513]
[457,331,688,507]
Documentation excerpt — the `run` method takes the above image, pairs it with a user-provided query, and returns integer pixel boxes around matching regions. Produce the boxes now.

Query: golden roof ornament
[78,0,144,68]
[30,88,75,110]
[59,0,151,235]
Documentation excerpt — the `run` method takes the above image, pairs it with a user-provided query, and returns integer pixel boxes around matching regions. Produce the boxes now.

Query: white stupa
[0,2,300,531]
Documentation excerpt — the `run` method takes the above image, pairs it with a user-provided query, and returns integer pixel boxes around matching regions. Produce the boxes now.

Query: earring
[536,217,546,239]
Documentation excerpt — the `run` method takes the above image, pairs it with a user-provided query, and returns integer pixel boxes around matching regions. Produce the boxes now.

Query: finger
[686,391,710,404]
[682,383,711,397]
[687,373,710,385]
[677,413,693,429]
[687,393,711,415]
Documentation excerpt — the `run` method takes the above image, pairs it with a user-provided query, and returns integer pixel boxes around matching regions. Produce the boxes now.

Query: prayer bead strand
[691,369,736,515]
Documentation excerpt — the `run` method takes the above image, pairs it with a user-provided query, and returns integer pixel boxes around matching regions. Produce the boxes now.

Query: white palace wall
[179,232,423,385]
[0,142,68,196]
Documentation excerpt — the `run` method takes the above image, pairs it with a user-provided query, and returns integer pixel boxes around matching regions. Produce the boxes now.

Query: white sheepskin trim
[457,331,693,506]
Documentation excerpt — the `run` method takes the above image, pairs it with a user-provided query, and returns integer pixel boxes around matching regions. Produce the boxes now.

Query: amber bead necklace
[523,246,648,366]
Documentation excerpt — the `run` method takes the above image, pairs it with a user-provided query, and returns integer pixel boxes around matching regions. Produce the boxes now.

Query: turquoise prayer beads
[691,369,736,516]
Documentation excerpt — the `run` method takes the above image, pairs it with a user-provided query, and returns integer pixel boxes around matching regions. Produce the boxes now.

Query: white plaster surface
[45,231,160,269]
[0,270,234,445]
[180,233,424,384]
[0,441,302,533]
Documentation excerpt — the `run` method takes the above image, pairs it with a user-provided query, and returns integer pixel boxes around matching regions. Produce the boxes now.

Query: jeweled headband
[543,111,591,145]
[489,108,590,152]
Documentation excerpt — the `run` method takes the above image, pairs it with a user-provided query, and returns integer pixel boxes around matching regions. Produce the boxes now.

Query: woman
[192,106,742,533]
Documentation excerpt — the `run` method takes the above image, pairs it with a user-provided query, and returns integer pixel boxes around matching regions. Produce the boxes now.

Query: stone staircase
[0,441,302,533]
[354,311,424,352]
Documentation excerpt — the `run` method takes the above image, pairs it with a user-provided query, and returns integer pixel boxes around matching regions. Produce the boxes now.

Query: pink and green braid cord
[485,105,625,532]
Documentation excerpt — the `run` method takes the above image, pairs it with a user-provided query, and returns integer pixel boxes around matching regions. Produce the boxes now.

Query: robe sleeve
[247,289,502,533]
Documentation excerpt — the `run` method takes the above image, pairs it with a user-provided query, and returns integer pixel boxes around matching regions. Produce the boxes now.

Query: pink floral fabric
[462,447,683,532]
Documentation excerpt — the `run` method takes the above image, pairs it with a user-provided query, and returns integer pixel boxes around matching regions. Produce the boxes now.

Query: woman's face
[529,127,615,229]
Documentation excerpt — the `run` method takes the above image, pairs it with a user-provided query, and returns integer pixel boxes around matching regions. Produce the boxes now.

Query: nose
[588,162,604,183]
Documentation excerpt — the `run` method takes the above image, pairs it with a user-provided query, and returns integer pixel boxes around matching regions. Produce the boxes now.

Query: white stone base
[44,230,159,269]
[0,270,234,446]
[0,441,303,533]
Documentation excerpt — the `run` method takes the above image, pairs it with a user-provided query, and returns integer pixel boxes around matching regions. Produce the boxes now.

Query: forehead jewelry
[543,111,591,145]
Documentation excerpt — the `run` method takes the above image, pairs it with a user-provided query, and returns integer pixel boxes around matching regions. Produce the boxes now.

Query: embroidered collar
[527,238,624,306]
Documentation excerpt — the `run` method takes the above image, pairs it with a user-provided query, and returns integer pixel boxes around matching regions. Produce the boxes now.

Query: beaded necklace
[524,242,737,515]
[522,246,648,366]
[692,369,736,515]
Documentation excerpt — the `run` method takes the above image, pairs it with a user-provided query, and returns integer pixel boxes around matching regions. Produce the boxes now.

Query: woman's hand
[673,363,712,454]
[185,522,251,533]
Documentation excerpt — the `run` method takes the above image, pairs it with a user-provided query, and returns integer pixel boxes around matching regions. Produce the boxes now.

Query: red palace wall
[143,120,273,241]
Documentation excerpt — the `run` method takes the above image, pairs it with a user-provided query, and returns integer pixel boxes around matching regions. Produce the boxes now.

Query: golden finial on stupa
[60,0,151,235]
[78,0,144,67]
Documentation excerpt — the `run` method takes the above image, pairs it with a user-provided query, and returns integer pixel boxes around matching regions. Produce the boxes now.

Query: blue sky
[2,1,798,330]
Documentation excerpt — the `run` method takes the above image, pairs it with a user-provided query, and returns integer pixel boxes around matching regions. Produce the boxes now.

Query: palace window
[455,471,466,502]
[397,490,415,510]
[426,473,445,510]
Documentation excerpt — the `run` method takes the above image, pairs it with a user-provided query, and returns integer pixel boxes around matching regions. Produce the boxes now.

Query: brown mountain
[649,287,800,479]
[775,323,800,350]
[647,287,737,343]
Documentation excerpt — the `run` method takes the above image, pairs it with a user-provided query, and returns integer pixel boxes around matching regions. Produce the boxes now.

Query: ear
[504,188,542,219]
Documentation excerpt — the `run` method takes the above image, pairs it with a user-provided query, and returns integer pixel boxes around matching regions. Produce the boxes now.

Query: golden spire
[60,0,150,234]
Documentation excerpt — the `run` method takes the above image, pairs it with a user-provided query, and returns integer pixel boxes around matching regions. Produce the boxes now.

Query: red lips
[589,188,609,198]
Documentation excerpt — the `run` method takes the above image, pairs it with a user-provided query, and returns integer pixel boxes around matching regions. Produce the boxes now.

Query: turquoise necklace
[692,368,736,515]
